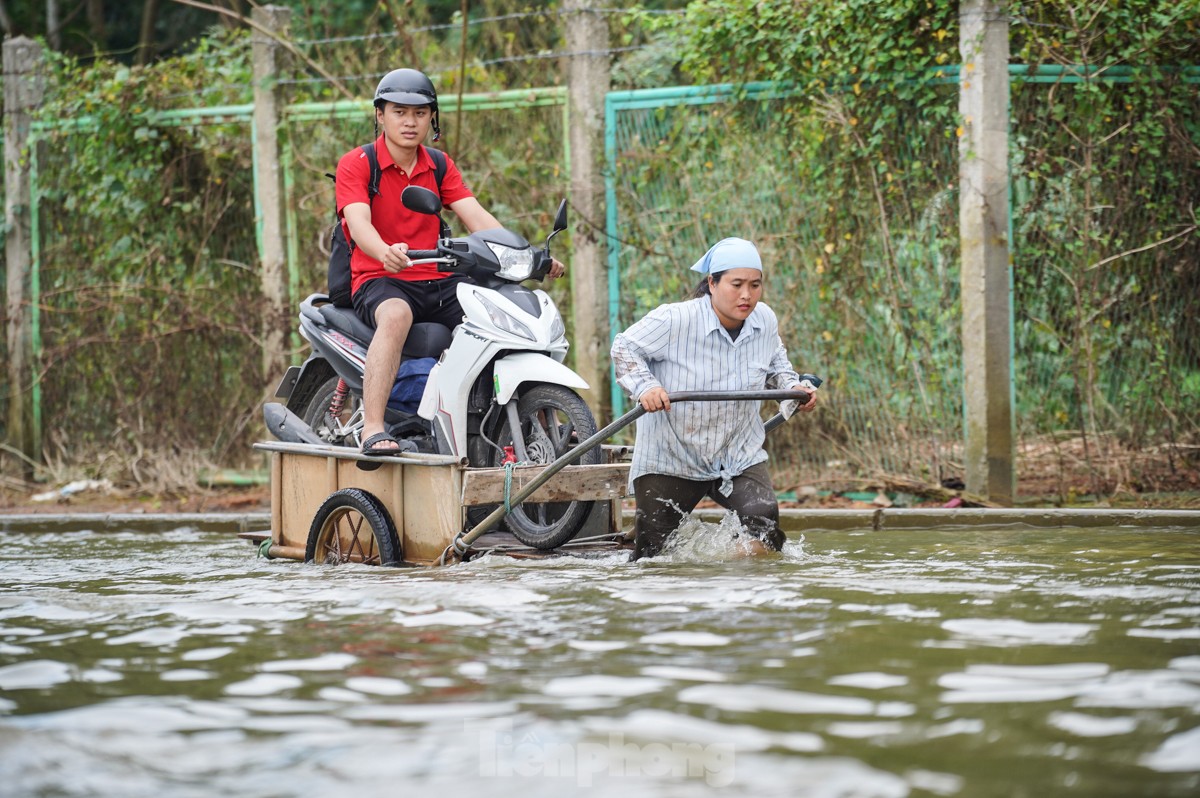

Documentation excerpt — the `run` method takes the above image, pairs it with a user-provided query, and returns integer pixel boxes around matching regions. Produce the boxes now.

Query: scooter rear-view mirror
[401,185,443,216]
[545,198,568,251]
[553,199,567,233]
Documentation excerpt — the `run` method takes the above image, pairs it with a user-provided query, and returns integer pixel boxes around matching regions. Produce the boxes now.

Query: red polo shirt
[335,136,474,293]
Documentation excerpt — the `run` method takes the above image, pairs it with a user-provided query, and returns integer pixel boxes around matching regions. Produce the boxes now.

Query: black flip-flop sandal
[361,431,402,456]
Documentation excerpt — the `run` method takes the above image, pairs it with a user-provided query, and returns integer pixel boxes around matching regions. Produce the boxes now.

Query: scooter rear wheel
[299,376,362,447]
[491,384,600,550]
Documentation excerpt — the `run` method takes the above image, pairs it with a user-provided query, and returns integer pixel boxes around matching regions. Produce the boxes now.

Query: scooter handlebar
[406,250,440,260]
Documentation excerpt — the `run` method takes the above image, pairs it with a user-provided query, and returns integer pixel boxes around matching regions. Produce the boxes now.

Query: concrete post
[251,5,291,388]
[564,0,612,419]
[4,37,45,479]
[958,0,1014,503]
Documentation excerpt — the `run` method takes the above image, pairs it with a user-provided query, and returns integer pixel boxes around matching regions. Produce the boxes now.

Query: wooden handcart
[247,441,633,566]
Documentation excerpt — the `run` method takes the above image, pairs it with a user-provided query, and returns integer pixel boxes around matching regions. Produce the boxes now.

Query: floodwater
[0,519,1198,797]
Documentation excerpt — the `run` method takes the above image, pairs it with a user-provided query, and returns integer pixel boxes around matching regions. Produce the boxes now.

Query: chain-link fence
[25,110,263,471]
[605,68,1199,498]
[1009,67,1200,497]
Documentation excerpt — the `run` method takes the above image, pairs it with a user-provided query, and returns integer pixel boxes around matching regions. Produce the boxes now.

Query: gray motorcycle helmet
[374,68,440,140]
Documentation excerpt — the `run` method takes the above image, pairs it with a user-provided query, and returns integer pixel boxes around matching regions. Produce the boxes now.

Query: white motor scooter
[404,186,600,548]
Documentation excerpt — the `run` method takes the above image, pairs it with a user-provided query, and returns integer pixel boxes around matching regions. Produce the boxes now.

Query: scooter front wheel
[493,384,600,549]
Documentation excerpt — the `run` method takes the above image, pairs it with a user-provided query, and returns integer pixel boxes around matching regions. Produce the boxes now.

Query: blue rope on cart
[503,461,534,512]
[503,462,517,512]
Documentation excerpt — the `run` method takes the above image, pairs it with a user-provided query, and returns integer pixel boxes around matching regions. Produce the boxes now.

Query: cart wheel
[305,488,403,567]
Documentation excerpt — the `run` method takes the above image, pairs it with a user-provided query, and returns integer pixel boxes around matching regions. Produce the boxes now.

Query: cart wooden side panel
[273,450,334,556]
[460,463,629,506]
[396,464,463,563]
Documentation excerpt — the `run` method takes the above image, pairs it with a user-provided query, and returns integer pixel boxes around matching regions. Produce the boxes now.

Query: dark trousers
[631,462,784,560]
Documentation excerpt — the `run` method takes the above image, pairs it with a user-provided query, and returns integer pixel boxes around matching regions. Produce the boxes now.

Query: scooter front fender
[492,352,589,406]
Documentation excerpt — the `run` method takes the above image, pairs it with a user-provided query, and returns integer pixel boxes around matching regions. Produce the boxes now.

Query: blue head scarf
[689,237,762,275]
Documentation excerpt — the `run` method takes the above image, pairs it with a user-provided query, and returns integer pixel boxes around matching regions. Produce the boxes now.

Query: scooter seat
[317,303,452,359]
[318,303,377,344]
[404,322,453,358]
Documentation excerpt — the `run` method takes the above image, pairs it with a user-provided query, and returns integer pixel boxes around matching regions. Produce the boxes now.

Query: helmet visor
[375,88,436,107]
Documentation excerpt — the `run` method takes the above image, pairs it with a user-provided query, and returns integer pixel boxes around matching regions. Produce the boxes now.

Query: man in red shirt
[335,68,565,455]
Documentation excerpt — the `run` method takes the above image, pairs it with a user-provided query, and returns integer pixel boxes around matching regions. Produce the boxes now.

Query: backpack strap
[423,145,452,238]
[323,141,381,200]
[425,145,447,191]
[337,142,383,254]
[352,143,440,199]
[362,142,381,202]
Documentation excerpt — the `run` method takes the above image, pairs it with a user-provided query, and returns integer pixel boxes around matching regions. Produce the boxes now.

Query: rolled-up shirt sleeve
[611,307,674,401]
[765,333,801,391]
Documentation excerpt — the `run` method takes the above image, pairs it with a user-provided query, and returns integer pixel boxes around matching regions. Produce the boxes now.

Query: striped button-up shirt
[611,295,801,495]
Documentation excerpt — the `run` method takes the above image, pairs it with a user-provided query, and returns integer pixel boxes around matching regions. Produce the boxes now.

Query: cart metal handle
[447,388,812,560]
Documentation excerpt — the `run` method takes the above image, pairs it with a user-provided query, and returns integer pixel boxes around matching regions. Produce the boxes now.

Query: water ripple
[1,524,1197,796]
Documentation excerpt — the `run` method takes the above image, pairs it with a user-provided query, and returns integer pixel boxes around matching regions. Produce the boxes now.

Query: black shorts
[352,275,466,330]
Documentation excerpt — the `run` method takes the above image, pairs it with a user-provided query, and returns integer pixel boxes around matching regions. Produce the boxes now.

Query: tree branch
[167,0,355,100]
[138,0,160,65]
[1085,224,1198,272]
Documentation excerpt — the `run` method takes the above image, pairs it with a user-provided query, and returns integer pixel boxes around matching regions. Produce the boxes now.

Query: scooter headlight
[549,314,565,342]
[477,294,536,341]
[486,242,535,281]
